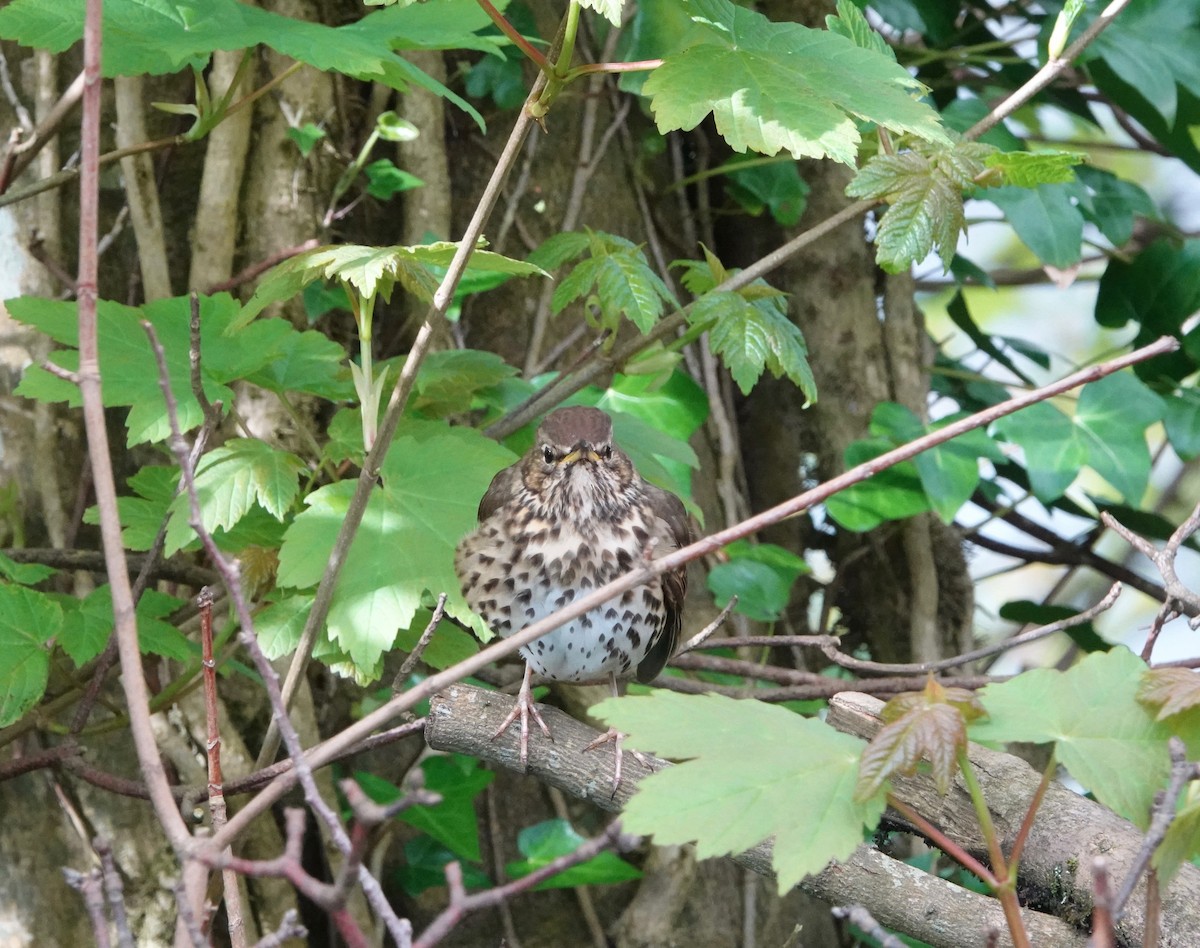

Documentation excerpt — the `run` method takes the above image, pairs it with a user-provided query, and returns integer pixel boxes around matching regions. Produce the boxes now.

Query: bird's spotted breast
[455,504,668,683]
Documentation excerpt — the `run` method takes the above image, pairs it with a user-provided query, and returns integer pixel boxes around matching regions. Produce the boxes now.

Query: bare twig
[1111,737,1198,920]
[394,593,448,688]
[93,838,134,948]
[832,904,907,948]
[413,821,631,948]
[1091,857,1116,948]
[75,0,192,853]
[678,595,739,654]
[64,868,111,948]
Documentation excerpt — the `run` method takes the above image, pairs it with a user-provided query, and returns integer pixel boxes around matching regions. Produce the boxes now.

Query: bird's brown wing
[476,462,523,522]
[636,485,692,684]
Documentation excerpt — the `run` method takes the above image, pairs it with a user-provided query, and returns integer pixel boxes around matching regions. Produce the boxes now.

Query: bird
[454,405,690,783]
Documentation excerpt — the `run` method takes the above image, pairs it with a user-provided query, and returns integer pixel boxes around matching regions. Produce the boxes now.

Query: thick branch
[424,683,1086,948]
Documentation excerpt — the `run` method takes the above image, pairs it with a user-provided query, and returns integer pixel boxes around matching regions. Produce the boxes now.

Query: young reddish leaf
[1138,667,1200,721]
[857,678,981,800]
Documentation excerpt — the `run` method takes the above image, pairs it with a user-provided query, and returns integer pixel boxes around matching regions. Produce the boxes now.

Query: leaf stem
[888,795,997,886]
[1008,752,1056,870]
[475,0,550,72]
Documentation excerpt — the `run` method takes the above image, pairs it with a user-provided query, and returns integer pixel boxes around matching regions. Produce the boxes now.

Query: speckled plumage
[455,406,690,686]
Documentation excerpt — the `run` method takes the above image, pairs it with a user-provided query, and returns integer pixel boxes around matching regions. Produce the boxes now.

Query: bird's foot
[492,667,552,769]
[583,727,649,793]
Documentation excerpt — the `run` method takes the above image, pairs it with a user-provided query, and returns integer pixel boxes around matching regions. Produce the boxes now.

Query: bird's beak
[562,444,602,465]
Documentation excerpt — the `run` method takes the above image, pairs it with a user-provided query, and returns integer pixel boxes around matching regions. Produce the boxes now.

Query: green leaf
[244,328,352,401]
[409,349,518,418]
[285,122,325,156]
[825,0,894,59]
[506,819,642,889]
[164,439,306,555]
[549,232,677,335]
[277,420,516,673]
[993,401,1084,503]
[998,601,1108,654]
[465,54,527,111]
[707,540,808,622]
[0,0,504,129]
[58,586,189,665]
[824,439,931,531]
[9,293,292,445]
[1165,390,1200,459]
[971,648,1173,827]
[0,552,57,585]
[642,0,948,164]
[1095,239,1200,385]
[722,157,810,227]
[395,608,479,670]
[1074,166,1155,248]
[846,140,995,271]
[1154,786,1200,886]
[690,291,814,398]
[397,835,491,897]
[578,0,624,27]
[376,754,494,861]
[254,595,312,660]
[0,586,61,727]
[596,691,886,892]
[984,150,1083,188]
[237,242,547,327]
[986,183,1084,269]
[364,159,424,200]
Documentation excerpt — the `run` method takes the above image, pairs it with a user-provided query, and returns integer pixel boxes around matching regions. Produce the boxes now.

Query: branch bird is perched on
[455,406,690,781]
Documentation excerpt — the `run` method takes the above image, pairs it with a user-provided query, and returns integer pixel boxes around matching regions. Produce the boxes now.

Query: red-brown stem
[888,796,997,887]
[200,589,246,948]
[1092,858,1116,948]
[1007,753,1056,870]
[475,0,550,71]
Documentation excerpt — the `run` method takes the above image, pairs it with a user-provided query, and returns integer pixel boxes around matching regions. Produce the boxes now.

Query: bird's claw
[492,667,552,769]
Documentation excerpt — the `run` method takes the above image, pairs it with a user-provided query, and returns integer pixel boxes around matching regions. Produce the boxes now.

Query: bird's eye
[599,444,613,460]
[542,445,555,464]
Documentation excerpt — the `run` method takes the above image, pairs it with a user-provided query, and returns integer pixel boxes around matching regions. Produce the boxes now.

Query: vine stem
[207,335,1178,854]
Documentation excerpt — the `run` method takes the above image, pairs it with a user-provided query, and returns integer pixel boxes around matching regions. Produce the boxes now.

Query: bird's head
[521,406,637,520]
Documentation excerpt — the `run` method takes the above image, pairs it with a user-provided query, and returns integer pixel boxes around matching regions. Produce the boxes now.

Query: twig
[202,239,320,294]
[94,838,134,948]
[818,582,1122,675]
[832,904,907,948]
[64,868,111,948]
[198,588,247,948]
[188,293,217,424]
[965,0,1134,139]
[75,0,192,853]
[1,547,218,587]
[253,909,307,947]
[394,593,447,688]
[413,821,631,948]
[1111,737,1198,919]
[678,596,739,653]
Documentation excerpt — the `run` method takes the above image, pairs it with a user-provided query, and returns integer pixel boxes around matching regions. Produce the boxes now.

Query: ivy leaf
[596,691,887,892]
[1075,166,1156,249]
[164,439,307,555]
[356,755,494,862]
[237,242,548,327]
[549,232,677,335]
[970,648,1172,827]
[277,420,515,674]
[846,140,995,272]
[689,290,814,398]
[824,439,930,531]
[364,159,424,200]
[722,156,810,227]
[986,183,1085,269]
[0,586,62,727]
[506,819,642,889]
[707,540,808,622]
[856,678,985,801]
[1165,389,1200,460]
[643,0,947,164]
[995,372,1165,504]
[1138,668,1200,722]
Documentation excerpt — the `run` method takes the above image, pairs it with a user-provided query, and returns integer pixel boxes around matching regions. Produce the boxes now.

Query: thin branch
[1111,737,1198,920]
[832,904,907,948]
[1092,857,1117,948]
[394,593,447,687]
[678,596,739,654]
[75,0,192,853]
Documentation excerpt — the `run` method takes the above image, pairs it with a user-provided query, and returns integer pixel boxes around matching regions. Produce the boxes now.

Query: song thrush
[455,406,690,780]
